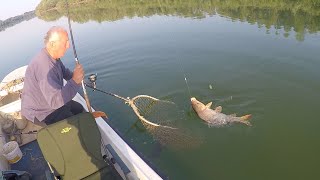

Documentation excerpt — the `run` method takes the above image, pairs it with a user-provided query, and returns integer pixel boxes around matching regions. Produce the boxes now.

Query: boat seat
[37,112,121,180]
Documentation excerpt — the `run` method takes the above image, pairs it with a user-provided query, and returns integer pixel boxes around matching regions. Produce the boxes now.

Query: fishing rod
[85,75,178,129]
[65,0,92,113]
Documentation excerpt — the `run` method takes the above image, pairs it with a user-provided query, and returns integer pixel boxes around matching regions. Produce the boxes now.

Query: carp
[191,97,251,127]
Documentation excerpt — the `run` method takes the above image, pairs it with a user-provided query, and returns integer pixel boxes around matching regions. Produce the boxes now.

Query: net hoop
[129,95,177,130]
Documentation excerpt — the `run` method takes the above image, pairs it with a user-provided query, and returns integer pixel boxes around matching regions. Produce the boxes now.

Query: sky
[0,0,41,20]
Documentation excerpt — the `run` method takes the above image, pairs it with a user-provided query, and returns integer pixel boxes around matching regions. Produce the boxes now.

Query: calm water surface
[1,1,320,179]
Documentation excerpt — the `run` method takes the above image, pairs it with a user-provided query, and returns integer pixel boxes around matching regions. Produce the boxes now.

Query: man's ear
[49,41,56,48]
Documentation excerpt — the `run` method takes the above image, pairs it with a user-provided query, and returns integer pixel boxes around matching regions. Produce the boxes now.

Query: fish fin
[215,106,222,113]
[240,120,252,126]
[205,102,213,109]
[240,114,252,121]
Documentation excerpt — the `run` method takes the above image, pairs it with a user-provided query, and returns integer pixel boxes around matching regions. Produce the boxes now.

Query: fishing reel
[88,73,97,90]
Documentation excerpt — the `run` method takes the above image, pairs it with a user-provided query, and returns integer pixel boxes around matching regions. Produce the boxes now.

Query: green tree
[35,0,320,41]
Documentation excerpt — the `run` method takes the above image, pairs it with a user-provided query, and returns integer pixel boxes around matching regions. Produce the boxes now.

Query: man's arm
[60,61,73,80]
[39,75,80,109]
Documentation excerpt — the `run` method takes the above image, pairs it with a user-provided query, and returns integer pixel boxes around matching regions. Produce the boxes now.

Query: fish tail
[240,114,251,121]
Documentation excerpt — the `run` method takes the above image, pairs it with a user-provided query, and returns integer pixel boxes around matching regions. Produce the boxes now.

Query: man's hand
[92,111,108,119]
[72,64,84,84]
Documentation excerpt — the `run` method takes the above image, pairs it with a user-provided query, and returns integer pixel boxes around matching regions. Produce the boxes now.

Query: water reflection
[35,0,320,41]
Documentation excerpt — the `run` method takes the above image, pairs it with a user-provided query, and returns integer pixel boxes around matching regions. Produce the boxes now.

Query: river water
[1,1,320,179]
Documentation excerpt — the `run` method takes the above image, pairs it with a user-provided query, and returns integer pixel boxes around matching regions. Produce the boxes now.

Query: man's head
[44,26,70,59]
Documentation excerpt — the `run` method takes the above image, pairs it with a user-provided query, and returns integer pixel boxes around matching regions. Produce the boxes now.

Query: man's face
[55,32,70,59]
[49,31,70,59]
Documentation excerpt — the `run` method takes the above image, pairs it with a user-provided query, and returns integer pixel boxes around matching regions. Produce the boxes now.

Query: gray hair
[44,26,67,45]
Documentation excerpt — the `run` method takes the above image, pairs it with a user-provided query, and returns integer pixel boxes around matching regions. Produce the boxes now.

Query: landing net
[129,95,202,149]
[86,84,202,149]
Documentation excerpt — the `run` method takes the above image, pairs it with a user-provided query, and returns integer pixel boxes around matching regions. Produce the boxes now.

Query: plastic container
[0,128,9,170]
[2,141,22,164]
[15,117,28,130]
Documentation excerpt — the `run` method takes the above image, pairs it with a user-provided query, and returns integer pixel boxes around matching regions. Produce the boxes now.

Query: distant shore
[0,11,35,32]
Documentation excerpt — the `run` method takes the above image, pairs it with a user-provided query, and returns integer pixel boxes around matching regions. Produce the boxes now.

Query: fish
[191,97,251,127]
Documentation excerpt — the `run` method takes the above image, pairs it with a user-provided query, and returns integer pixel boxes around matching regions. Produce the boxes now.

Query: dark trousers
[34,100,84,127]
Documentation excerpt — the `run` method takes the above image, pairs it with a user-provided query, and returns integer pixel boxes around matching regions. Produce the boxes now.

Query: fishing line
[178,58,192,98]
[156,0,192,98]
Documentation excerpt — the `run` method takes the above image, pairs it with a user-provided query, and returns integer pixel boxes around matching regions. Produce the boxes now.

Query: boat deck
[11,139,123,180]
[11,140,50,180]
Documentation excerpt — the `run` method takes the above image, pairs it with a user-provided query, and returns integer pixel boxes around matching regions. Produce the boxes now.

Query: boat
[0,65,165,180]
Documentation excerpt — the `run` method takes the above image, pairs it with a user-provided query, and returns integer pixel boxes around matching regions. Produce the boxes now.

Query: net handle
[85,83,128,102]
[85,85,178,129]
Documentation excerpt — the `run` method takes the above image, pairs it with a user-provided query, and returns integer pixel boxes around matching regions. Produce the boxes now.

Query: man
[21,26,84,126]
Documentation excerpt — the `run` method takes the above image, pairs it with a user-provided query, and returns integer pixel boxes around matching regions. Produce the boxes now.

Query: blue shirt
[21,48,80,122]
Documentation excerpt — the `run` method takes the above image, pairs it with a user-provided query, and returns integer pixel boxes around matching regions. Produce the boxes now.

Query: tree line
[0,11,35,32]
[35,0,320,41]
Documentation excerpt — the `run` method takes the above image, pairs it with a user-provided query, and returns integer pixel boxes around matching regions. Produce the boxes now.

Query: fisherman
[21,26,84,127]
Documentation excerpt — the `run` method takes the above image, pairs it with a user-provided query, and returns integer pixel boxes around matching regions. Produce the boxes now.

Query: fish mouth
[190,97,196,101]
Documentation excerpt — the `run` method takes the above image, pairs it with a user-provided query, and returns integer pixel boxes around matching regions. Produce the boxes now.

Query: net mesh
[84,84,203,149]
[131,95,177,128]
[129,95,202,149]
